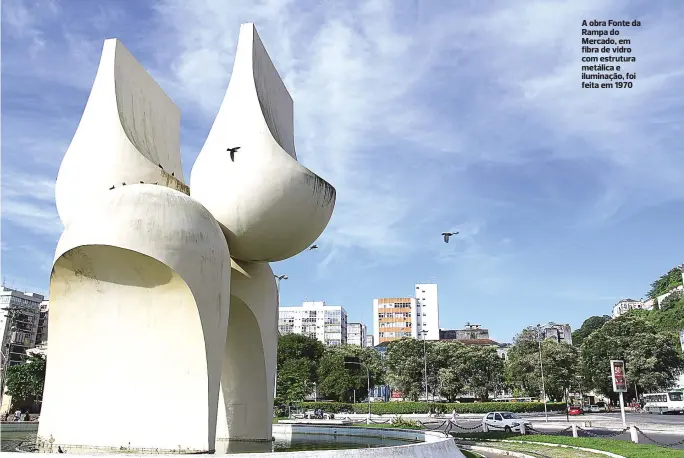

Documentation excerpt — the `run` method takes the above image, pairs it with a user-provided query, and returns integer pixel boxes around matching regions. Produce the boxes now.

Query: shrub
[294,401,565,415]
[391,415,419,428]
[296,402,354,413]
[347,401,565,415]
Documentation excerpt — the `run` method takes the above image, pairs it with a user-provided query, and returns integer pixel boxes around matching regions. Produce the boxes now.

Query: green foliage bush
[295,401,565,415]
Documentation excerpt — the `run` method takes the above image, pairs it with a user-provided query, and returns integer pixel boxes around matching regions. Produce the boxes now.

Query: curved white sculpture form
[39,185,231,451]
[40,24,336,453]
[55,39,188,228]
[190,23,336,262]
[217,260,278,441]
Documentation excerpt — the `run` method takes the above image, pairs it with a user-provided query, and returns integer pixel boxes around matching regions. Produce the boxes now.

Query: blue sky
[2,0,683,343]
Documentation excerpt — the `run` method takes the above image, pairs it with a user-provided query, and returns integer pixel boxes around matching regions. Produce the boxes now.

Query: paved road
[522,410,684,427]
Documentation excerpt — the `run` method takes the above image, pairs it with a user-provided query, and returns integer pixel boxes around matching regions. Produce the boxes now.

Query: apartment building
[365,335,374,347]
[373,297,416,345]
[278,301,347,346]
[611,298,655,318]
[415,283,440,341]
[0,287,45,368]
[347,322,367,346]
[372,283,441,345]
[440,323,490,340]
[35,300,49,346]
[541,323,573,345]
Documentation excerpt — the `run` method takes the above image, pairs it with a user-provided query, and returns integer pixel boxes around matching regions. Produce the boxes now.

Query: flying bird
[309,245,319,250]
[122,182,126,186]
[109,185,115,190]
[227,146,241,162]
[442,232,459,243]
[171,172,174,177]
[158,163,163,169]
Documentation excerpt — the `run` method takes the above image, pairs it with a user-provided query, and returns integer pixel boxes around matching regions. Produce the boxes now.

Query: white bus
[643,391,684,415]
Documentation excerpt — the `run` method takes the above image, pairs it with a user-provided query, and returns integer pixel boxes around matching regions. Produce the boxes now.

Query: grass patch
[459,450,480,458]
[452,432,684,458]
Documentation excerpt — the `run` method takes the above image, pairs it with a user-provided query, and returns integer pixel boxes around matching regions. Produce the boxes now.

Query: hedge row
[292,401,566,414]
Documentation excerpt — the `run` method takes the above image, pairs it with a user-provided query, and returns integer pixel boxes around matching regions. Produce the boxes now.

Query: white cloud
[2,0,683,280]
[1,172,62,237]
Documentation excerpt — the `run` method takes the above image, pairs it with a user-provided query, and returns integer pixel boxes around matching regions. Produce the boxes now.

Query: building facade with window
[415,283,439,341]
[278,301,348,346]
[365,334,374,347]
[372,283,441,345]
[0,287,45,368]
[347,322,367,346]
[440,323,489,341]
[373,297,417,345]
[541,323,573,345]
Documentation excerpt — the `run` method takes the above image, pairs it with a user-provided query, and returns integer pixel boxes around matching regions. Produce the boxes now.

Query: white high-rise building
[415,283,440,341]
[278,301,347,346]
[347,323,367,346]
[365,335,374,347]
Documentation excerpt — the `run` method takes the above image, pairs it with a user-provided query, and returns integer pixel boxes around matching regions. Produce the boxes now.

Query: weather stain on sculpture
[305,173,336,207]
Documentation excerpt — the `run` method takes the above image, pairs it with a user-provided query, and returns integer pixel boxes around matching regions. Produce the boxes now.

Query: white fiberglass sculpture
[39,23,335,453]
[191,24,336,262]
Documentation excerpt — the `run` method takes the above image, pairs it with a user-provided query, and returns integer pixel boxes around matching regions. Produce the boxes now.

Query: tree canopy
[506,337,579,401]
[5,354,46,402]
[647,266,683,299]
[580,314,684,400]
[572,315,610,347]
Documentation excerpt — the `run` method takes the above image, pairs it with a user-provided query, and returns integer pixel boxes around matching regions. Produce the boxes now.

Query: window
[494,414,503,421]
[486,413,494,420]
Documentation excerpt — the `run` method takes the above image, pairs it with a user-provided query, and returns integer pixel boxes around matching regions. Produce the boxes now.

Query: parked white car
[482,412,532,433]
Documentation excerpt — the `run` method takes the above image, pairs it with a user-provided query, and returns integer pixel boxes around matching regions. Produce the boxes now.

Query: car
[482,411,532,433]
[588,404,608,413]
[568,405,584,415]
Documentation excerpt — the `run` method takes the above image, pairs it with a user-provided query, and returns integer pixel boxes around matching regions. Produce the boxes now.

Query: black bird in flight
[109,185,115,190]
[309,244,319,250]
[171,172,175,177]
[442,232,459,243]
[227,146,241,162]
[122,182,126,186]
[158,163,163,169]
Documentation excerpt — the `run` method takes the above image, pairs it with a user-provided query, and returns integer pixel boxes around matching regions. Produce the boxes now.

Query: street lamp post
[274,275,288,400]
[535,324,549,422]
[420,330,429,404]
[534,324,549,422]
[344,357,371,424]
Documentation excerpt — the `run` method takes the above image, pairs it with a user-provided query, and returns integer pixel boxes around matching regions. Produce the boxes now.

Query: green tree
[540,341,580,401]
[437,366,465,402]
[506,335,579,401]
[385,338,428,401]
[648,291,684,336]
[316,345,384,402]
[5,354,46,403]
[276,334,325,405]
[460,345,505,401]
[580,314,684,400]
[647,267,683,299]
[572,315,610,347]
